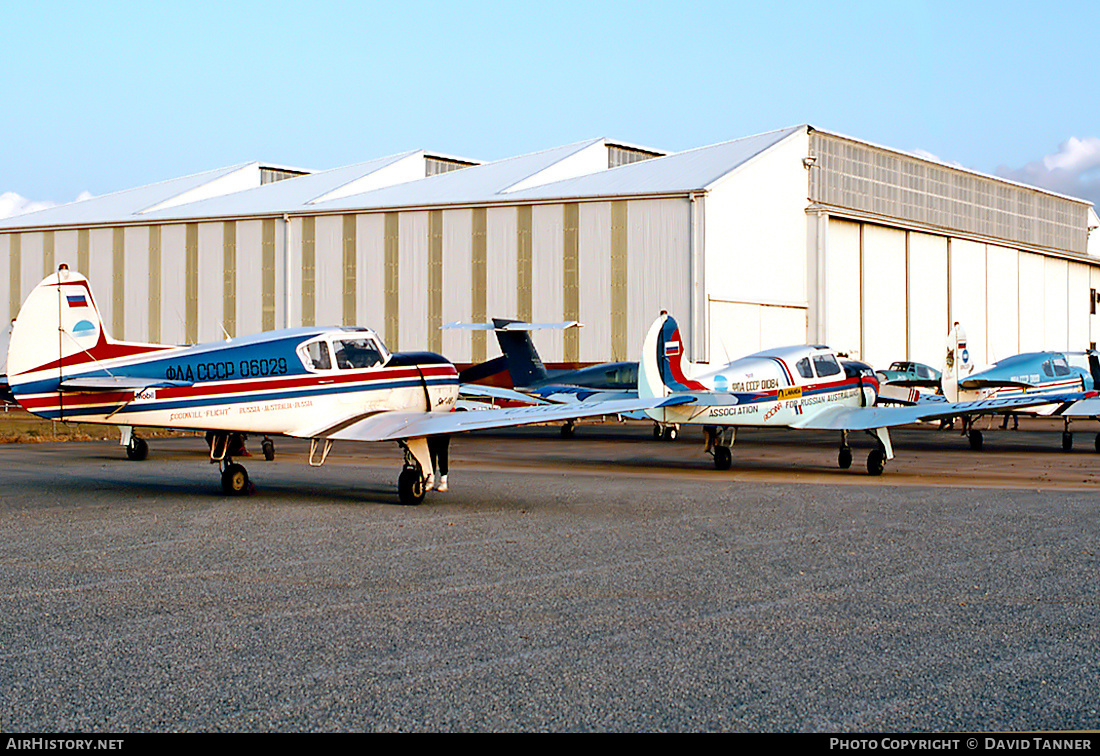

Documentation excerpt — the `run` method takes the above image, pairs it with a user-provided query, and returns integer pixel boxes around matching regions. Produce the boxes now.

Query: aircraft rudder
[639,311,703,399]
[7,267,109,384]
[492,318,549,388]
[942,321,971,402]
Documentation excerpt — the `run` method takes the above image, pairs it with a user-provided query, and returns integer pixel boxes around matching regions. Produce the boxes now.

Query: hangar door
[823,219,948,369]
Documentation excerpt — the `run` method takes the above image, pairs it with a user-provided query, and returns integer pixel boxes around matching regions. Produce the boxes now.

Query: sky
[2,0,1099,217]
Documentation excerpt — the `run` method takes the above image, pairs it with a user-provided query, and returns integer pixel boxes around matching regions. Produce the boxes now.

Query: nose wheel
[221,462,250,495]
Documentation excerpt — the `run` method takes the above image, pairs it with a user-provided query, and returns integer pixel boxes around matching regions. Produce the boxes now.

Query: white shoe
[425,473,435,491]
[436,475,448,492]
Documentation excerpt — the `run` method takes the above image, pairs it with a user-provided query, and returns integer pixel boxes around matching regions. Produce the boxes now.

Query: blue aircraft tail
[492,318,550,388]
[638,313,705,400]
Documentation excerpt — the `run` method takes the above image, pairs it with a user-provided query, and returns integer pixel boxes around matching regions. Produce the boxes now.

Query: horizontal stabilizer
[59,376,194,391]
[880,378,942,389]
[958,378,1035,390]
[442,320,581,331]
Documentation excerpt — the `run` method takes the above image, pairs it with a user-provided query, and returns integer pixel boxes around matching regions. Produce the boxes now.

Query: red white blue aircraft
[941,322,1100,450]
[637,313,1096,474]
[6,267,688,504]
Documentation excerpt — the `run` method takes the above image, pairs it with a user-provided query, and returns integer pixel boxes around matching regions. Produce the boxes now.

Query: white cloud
[910,148,965,169]
[0,190,95,220]
[996,137,1100,206]
[0,192,56,219]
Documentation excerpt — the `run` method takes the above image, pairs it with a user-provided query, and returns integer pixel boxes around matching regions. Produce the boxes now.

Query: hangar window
[813,354,842,377]
[607,145,663,168]
[425,156,478,176]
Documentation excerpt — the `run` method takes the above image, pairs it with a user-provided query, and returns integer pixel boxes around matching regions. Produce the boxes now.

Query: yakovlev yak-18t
[6,267,689,504]
[637,313,1094,475]
[942,322,1100,450]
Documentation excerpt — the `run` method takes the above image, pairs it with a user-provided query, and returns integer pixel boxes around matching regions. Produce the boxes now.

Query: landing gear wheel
[561,422,575,438]
[662,426,678,442]
[221,463,249,495]
[714,445,732,470]
[398,467,426,506]
[968,429,984,451]
[838,446,853,470]
[1062,431,1073,451]
[867,446,887,476]
[262,438,275,461]
[1095,433,1100,453]
[126,436,149,461]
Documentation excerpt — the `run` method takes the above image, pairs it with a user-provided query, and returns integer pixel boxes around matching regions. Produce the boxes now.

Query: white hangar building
[2,125,1099,374]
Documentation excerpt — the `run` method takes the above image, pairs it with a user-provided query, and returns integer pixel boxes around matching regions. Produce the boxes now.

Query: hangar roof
[5,124,1091,234]
[0,162,284,230]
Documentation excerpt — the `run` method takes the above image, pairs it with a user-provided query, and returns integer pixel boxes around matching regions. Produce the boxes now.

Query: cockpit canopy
[297,329,390,372]
[794,352,843,380]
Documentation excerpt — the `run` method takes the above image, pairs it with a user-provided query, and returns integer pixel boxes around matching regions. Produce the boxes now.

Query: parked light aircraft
[942,323,1100,450]
[874,361,944,405]
[637,313,1094,474]
[6,268,690,504]
[445,318,642,437]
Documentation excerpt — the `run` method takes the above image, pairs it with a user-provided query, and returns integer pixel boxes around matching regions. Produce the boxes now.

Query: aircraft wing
[59,376,194,391]
[458,383,554,405]
[791,393,1089,431]
[289,395,695,443]
[1061,397,1100,417]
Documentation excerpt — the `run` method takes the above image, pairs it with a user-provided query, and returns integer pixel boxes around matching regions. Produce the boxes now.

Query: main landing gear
[653,422,680,441]
[126,435,149,461]
[396,438,433,506]
[838,429,891,476]
[120,426,149,461]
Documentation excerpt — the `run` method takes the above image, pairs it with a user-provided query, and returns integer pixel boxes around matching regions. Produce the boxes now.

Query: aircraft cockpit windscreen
[812,354,842,377]
[332,337,385,370]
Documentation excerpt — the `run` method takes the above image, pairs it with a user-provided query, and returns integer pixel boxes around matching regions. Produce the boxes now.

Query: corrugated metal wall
[811,131,1089,255]
[820,217,1096,368]
[1,199,692,368]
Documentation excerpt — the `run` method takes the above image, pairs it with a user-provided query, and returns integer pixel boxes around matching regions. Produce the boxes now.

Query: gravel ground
[1,426,1097,732]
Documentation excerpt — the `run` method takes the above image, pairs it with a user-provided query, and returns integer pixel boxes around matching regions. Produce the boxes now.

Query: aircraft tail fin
[941,321,973,402]
[7,267,163,392]
[492,318,550,388]
[638,312,704,399]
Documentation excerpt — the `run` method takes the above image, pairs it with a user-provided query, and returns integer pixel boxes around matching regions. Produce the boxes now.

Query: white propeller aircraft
[637,312,1095,475]
[6,267,689,504]
[942,322,1100,450]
